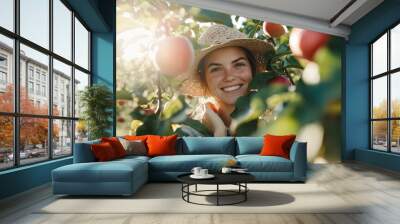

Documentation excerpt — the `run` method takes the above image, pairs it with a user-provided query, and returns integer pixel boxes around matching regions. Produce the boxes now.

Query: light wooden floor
[1,162,400,224]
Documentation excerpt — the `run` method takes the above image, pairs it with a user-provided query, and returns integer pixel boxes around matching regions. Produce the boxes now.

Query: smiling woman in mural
[182,24,274,136]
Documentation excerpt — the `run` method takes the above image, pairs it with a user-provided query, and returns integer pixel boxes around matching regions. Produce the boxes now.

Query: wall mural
[116,0,343,163]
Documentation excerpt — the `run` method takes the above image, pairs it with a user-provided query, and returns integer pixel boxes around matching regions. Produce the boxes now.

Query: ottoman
[52,157,148,196]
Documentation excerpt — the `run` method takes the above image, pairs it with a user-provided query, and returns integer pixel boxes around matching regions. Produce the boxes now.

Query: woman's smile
[221,84,244,93]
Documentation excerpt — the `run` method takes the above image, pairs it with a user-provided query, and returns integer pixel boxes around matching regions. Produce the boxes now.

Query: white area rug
[37,183,361,214]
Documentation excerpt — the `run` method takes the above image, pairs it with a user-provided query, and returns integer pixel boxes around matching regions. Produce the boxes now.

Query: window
[28,67,34,80]
[35,70,41,81]
[75,18,89,70]
[28,81,34,94]
[371,23,400,154]
[0,54,7,67]
[0,0,14,32]
[0,0,91,170]
[53,59,72,117]
[0,71,6,85]
[36,84,40,95]
[0,35,13,113]
[53,0,72,60]
[42,85,46,97]
[0,116,13,170]
[20,0,49,49]
[53,119,72,158]
[74,69,89,118]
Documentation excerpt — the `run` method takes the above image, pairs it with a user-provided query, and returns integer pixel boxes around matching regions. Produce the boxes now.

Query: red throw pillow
[124,135,148,142]
[91,142,117,161]
[146,135,178,157]
[260,134,296,159]
[101,137,126,158]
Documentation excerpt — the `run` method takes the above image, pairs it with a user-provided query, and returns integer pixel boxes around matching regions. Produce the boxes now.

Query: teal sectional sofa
[52,137,307,196]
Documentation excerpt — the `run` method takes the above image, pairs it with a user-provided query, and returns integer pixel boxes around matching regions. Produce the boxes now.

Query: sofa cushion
[260,134,296,159]
[147,135,178,157]
[148,154,235,172]
[91,142,118,161]
[236,155,293,172]
[236,137,263,155]
[115,155,150,163]
[101,137,127,158]
[53,158,147,183]
[118,138,147,156]
[179,137,235,155]
[73,139,100,163]
[124,135,149,142]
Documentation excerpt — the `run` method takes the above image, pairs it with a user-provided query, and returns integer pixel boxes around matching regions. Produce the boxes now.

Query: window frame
[370,20,400,154]
[0,0,92,171]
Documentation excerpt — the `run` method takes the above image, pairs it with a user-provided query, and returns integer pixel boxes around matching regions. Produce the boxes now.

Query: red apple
[263,22,287,38]
[267,75,291,86]
[154,36,194,76]
[117,100,126,106]
[289,28,329,60]
[117,117,125,123]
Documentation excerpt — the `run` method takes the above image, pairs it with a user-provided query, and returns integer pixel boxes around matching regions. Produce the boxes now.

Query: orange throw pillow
[146,135,178,157]
[101,137,126,158]
[91,142,117,161]
[260,134,296,159]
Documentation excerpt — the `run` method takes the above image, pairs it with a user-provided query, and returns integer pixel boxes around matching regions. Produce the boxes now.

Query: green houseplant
[79,84,114,140]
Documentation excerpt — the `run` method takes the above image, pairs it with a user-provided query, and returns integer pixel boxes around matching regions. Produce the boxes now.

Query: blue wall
[91,0,116,135]
[0,158,72,199]
[345,0,400,170]
[0,0,116,200]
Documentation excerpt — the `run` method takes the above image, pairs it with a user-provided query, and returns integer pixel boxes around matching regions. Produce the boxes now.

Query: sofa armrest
[289,141,307,181]
[73,140,100,163]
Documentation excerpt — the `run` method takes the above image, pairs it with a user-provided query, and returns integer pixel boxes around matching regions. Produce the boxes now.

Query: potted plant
[79,84,113,140]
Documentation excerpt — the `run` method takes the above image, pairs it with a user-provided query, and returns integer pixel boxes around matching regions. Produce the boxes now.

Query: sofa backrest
[73,139,100,163]
[235,137,263,155]
[177,137,236,155]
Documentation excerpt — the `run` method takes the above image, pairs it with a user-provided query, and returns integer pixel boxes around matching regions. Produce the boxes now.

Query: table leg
[217,184,219,206]
[187,184,190,202]
[195,184,197,192]
[245,183,247,201]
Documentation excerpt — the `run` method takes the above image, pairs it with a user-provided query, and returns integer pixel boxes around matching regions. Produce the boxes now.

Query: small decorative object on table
[221,159,242,173]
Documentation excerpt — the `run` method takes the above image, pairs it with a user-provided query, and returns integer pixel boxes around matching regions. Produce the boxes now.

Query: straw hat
[179,24,274,96]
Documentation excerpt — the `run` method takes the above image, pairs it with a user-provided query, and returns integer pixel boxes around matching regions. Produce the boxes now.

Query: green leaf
[276,44,290,55]
[283,55,302,69]
[231,85,287,134]
[180,118,212,136]
[116,88,132,100]
[249,71,277,89]
[136,114,173,135]
[162,96,188,123]
[190,8,233,27]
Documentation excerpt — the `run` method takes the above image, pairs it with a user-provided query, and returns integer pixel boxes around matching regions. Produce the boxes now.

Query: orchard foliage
[116,0,343,150]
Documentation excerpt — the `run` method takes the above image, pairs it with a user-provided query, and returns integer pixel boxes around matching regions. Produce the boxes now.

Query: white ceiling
[173,0,384,39]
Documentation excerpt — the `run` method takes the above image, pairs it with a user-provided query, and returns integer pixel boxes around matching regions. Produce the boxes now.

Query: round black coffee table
[177,173,255,206]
